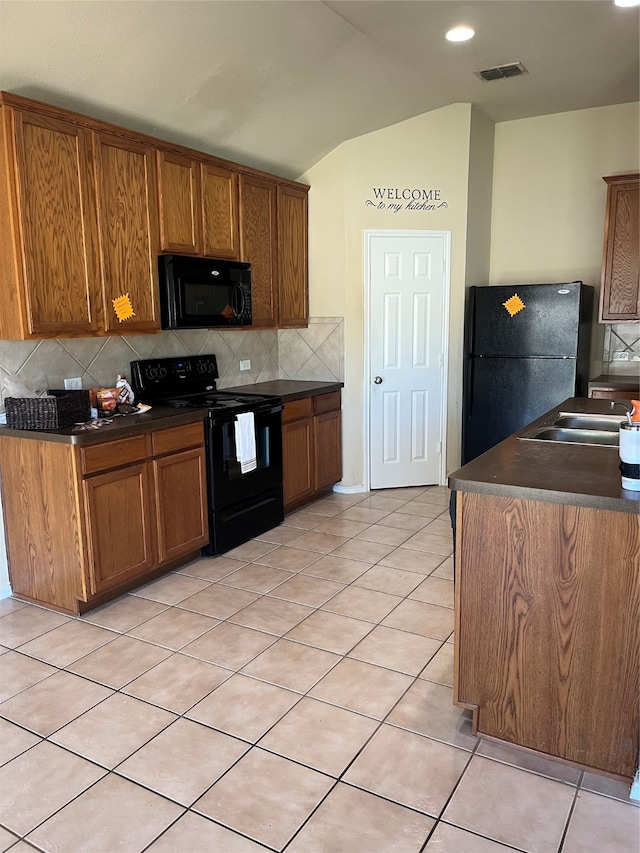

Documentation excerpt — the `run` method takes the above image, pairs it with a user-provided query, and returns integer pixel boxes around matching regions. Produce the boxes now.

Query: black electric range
[131,354,276,416]
[131,355,284,555]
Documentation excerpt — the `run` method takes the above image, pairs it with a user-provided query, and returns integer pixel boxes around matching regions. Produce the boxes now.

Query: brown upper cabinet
[599,173,639,323]
[278,185,309,328]
[0,90,309,339]
[239,174,278,328]
[157,151,239,259]
[0,107,101,337]
[238,176,309,330]
[0,98,160,337]
[92,132,160,333]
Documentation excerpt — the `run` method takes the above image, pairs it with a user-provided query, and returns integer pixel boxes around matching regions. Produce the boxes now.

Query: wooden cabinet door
[153,446,209,563]
[202,163,239,258]
[277,185,308,328]
[239,174,277,327]
[282,418,314,509]
[157,150,202,254]
[83,463,155,597]
[93,132,160,332]
[600,174,639,322]
[8,108,100,336]
[455,492,639,779]
[314,409,342,491]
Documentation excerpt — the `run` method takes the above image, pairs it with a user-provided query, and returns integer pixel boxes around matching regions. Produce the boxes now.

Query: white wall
[302,103,478,487]
[465,108,495,288]
[490,101,639,378]
[490,102,640,287]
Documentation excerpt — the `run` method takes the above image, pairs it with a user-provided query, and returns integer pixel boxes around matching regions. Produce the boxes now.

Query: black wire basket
[5,390,91,430]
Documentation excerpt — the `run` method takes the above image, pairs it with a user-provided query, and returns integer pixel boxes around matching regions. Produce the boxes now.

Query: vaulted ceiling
[1,1,638,179]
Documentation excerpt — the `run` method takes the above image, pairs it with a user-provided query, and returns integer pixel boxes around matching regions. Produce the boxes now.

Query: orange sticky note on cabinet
[112,294,136,322]
[503,294,526,317]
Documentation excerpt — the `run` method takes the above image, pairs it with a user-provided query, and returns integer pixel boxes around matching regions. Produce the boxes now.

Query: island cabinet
[454,492,639,780]
[156,150,239,259]
[282,390,342,512]
[0,100,160,338]
[599,173,639,322]
[0,421,208,614]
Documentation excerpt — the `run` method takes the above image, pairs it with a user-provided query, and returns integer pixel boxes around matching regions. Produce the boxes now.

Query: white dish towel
[234,411,257,473]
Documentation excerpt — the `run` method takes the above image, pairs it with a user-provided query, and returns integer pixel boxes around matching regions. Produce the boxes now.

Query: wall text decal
[365,187,448,213]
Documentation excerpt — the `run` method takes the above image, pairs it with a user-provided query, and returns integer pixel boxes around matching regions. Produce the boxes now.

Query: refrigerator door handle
[465,356,475,418]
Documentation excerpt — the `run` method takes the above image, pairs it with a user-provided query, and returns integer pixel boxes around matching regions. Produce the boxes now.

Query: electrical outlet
[612,351,629,362]
[63,377,82,390]
[239,359,251,371]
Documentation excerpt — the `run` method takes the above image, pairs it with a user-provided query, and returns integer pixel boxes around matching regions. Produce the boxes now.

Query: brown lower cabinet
[282,391,342,512]
[454,491,639,779]
[0,421,208,614]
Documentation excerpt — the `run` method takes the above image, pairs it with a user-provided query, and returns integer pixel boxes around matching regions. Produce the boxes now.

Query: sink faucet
[609,400,632,414]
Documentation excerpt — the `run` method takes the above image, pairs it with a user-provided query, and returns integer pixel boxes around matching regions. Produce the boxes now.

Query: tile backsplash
[0,317,344,397]
[602,323,640,375]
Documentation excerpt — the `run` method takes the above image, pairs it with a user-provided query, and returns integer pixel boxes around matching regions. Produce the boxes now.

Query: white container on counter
[619,421,640,491]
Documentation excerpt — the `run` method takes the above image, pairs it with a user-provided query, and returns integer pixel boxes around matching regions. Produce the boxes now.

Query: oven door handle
[207,402,282,425]
[259,403,283,416]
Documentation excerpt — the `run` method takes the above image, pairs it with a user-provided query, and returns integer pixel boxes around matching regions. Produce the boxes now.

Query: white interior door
[367,230,449,489]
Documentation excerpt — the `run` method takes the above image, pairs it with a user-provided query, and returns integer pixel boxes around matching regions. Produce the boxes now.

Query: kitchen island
[448,398,639,780]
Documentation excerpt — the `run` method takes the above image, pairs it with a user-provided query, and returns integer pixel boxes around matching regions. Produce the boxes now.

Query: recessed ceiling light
[446,25,475,42]
[614,0,640,7]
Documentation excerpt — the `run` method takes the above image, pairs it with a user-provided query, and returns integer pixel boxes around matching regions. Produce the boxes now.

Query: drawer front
[152,422,205,456]
[81,435,149,475]
[314,391,341,415]
[282,397,313,423]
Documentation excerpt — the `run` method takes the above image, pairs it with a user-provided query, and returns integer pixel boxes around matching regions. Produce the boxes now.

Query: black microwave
[159,255,252,329]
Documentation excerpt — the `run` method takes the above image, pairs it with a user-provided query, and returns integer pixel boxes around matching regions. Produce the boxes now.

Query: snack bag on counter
[95,387,118,416]
[116,374,135,405]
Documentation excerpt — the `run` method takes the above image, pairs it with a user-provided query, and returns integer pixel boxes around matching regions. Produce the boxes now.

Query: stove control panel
[131,354,219,397]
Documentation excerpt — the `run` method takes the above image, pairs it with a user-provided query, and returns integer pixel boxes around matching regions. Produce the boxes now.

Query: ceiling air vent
[475,62,528,82]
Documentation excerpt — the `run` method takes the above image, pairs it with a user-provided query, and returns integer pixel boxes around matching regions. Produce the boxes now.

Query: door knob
[374,376,383,384]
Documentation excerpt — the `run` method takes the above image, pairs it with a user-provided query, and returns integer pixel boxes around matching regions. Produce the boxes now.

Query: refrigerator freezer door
[462,356,578,463]
[469,283,583,358]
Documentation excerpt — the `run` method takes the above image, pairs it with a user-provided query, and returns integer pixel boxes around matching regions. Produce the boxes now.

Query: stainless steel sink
[521,427,619,447]
[518,410,621,447]
[553,412,625,432]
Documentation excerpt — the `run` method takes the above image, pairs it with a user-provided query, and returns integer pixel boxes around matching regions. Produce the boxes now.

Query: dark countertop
[222,379,343,402]
[449,397,639,514]
[0,406,209,446]
[0,380,343,445]
[588,374,639,390]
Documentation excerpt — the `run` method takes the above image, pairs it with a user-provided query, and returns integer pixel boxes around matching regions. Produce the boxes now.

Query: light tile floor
[0,486,638,853]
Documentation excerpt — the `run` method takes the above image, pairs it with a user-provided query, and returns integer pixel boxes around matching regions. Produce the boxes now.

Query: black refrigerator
[462,281,593,464]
